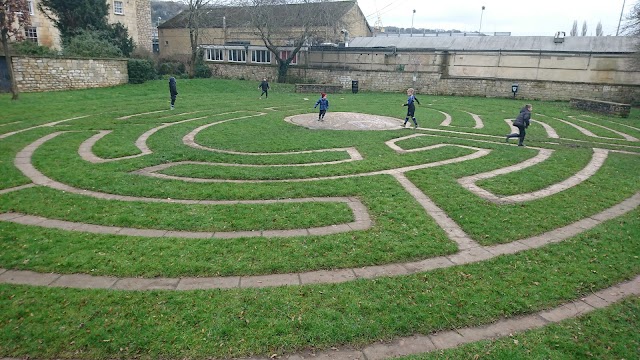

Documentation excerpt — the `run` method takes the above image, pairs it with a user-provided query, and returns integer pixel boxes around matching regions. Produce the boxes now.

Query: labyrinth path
[1,104,639,359]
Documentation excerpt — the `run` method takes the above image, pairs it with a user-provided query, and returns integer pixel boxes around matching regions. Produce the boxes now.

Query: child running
[258,78,270,98]
[314,92,329,121]
[402,88,420,129]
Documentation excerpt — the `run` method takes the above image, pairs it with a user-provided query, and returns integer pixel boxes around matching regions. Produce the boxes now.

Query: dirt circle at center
[285,112,403,131]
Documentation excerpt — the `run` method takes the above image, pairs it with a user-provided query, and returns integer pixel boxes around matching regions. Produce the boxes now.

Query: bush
[63,30,123,58]
[158,61,186,76]
[11,41,58,56]
[105,22,135,57]
[128,59,156,84]
[194,64,212,78]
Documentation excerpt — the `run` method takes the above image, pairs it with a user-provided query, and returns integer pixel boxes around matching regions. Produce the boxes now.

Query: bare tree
[242,0,348,83]
[596,21,603,36]
[0,0,30,100]
[182,0,210,77]
[177,0,233,76]
[570,20,578,36]
[621,0,640,70]
[622,0,640,36]
[581,21,587,36]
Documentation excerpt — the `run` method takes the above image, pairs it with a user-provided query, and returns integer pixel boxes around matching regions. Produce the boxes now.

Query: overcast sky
[355,0,635,36]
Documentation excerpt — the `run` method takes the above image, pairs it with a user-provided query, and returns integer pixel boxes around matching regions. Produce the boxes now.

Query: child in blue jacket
[402,87,420,128]
[314,92,329,121]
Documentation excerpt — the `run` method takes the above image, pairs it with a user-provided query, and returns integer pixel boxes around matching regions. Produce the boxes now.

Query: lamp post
[616,0,626,36]
[411,9,415,37]
[479,6,485,33]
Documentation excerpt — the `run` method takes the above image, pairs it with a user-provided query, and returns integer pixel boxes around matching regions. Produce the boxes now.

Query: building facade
[158,0,372,58]
[22,0,152,52]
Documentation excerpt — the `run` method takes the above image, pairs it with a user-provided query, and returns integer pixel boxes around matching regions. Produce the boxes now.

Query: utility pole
[411,9,415,37]
[616,0,626,35]
[479,6,485,33]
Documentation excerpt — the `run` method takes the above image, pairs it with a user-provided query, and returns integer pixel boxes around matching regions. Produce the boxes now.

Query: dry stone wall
[570,98,631,118]
[12,57,128,92]
[205,62,640,104]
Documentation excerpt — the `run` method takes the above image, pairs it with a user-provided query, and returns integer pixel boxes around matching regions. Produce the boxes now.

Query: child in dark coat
[506,104,532,146]
[259,78,270,98]
[314,92,329,121]
[402,88,420,129]
[169,77,178,110]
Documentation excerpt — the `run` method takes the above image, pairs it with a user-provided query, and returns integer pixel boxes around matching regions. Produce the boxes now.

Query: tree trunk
[1,30,19,100]
[189,29,197,78]
[277,61,289,83]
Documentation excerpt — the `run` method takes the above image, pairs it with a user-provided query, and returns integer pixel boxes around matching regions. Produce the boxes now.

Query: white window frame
[228,49,246,63]
[25,27,38,43]
[251,49,271,64]
[279,50,298,65]
[113,1,124,15]
[28,0,34,15]
[206,48,224,62]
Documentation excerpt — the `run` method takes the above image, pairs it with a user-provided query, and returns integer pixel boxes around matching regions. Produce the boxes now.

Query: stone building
[158,0,372,58]
[21,0,153,52]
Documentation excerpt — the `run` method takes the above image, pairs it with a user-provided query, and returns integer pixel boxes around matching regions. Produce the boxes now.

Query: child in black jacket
[506,104,532,146]
[169,77,178,110]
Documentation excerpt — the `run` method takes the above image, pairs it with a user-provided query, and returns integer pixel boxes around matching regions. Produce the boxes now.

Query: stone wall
[295,84,343,93]
[12,57,128,92]
[570,98,631,118]
[204,63,640,104]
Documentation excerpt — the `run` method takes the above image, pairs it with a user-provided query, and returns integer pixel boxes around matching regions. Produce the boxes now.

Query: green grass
[403,296,640,360]
[0,79,639,359]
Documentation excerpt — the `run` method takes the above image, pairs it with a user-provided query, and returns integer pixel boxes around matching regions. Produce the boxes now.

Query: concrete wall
[11,56,128,92]
[306,50,640,86]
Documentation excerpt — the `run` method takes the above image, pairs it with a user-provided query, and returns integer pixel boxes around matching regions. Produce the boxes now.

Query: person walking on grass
[169,77,178,110]
[259,78,270,98]
[314,92,329,121]
[506,104,532,146]
[402,88,420,129]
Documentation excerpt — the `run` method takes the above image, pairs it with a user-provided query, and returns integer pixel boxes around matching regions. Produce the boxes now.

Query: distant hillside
[151,0,185,25]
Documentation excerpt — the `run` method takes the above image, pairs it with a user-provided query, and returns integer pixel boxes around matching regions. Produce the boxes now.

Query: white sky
[355,0,635,36]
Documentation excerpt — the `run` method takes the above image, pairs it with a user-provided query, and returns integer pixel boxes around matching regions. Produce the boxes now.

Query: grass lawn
[0,78,639,359]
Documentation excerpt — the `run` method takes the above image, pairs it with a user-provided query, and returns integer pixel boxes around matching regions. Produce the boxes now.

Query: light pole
[411,9,415,37]
[616,0,626,35]
[479,6,485,33]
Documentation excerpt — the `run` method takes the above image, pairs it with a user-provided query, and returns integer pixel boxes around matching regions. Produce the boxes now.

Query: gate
[0,56,10,92]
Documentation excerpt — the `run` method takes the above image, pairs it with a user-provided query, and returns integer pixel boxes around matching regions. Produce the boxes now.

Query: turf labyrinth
[1,93,639,359]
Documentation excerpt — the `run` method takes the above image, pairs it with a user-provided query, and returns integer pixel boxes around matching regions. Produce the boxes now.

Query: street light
[616,0,626,36]
[479,6,485,33]
[411,9,416,37]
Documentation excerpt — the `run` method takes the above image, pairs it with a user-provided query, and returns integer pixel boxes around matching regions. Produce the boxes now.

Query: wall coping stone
[570,98,631,118]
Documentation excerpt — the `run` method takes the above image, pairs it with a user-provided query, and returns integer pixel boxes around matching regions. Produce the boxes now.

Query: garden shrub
[127,58,156,84]
[63,30,123,58]
[158,61,186,76]
[11,41,58,57]
[194,64,212,78]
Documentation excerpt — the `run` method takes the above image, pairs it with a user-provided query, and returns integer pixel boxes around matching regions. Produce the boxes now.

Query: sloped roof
[348,36,638,53]
[160,0,358,29]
